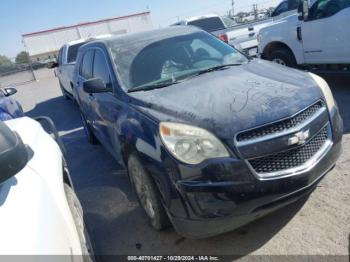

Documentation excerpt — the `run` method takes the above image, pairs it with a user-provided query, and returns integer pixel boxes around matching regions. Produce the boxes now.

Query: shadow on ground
[324,75,350,134]
[26,96,81,132]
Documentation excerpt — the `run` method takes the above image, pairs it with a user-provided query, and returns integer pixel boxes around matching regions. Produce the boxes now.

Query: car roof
[185,14,220,22]
[82,26,203,50]
[66,34,113,46]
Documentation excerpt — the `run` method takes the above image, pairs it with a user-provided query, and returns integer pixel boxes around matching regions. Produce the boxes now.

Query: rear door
[301,0,350,64]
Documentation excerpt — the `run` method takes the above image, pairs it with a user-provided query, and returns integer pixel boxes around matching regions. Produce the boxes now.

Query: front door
[301,0,350,64]
[90,48,124,164]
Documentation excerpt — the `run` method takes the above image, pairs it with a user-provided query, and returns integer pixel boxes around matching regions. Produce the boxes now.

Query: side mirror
[2,87,17,97]
[83,78,110,94]
[303,0,309,19]
[0,121,28,183]
[47,61,58,69]
[298,0,309,20]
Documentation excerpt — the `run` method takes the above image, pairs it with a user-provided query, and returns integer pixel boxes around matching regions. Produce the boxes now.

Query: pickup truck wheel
[269,48,297,68]
[59,82,70,100]
[128,153,170,231]
[64,184,95,261]
[80,111,98,145]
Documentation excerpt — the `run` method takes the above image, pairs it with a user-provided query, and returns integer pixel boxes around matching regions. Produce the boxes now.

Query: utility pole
[253,4,258,20]
[231,0,235,18]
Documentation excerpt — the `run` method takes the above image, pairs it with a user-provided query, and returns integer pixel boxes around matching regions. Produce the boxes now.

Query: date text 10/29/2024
[127,256,220,261]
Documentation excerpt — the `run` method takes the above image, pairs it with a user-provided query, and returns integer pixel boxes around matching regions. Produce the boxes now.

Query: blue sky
[0,0,279,58]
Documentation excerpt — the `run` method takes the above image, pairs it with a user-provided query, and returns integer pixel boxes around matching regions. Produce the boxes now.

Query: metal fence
[0,60,42,87]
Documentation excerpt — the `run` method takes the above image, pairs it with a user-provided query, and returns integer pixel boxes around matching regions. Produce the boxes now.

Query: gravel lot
[12,68,350,260]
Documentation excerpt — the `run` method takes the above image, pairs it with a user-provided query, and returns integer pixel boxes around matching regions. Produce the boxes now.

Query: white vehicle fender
[259,14,305,65]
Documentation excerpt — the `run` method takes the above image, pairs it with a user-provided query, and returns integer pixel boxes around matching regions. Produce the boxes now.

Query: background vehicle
[259,0,350,71]
[49,35,112,100]
[0,117,94,257]
[0,87,24,121]
[49,39,88,100]
[173,0,298,56]
[73,26,342,238]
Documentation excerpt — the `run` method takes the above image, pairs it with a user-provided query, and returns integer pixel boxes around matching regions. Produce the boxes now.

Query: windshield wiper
[176,63,242,82]
[127,64,242,93]
[128,80,180,93]
[196,63,242,75]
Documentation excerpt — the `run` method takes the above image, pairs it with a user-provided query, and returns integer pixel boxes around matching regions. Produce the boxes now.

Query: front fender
[259,15,305,65]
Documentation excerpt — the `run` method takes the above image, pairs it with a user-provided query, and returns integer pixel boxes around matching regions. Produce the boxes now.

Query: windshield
[188,17,225,32]
[108,31,248,91]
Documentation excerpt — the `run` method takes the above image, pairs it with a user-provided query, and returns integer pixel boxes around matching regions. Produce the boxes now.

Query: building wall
[23,12,153,62]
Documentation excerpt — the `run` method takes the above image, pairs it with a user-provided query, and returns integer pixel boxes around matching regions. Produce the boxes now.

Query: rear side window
[188,17,225,32]
[67,43,85,63]
[80,50,94,79]
[93,50,111,87]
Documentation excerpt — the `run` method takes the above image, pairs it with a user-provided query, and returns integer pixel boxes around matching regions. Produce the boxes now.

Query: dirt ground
[12,69,350,260]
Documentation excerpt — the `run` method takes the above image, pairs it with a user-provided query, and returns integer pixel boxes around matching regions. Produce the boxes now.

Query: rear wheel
[128,153,170,231]
[80,110,98,145]
[269,48,297,68]
[64,184,95,261]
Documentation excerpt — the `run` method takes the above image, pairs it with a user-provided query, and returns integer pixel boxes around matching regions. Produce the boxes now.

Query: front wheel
[268,48,297,68]
[128,153,170,231]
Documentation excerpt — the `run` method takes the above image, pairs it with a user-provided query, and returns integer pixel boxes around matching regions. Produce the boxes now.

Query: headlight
[308,72,335,110]
[159,122,230,165]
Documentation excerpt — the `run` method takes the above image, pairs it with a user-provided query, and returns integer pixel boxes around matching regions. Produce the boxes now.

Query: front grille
[248,127,328,174]
[237,101,325,142]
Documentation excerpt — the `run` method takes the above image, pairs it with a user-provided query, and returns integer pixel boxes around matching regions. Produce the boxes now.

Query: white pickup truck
[50,35,112,100]
[50,39,87,100]
[259,0,350,72]
[173,0,298,57]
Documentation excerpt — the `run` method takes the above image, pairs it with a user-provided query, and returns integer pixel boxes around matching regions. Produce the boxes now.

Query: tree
[0,55,12,66]
[15,51,30,64]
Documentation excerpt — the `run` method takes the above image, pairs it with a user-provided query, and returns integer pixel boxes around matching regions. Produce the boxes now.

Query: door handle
[249,32,255,37]
[248,27,254,31]
[297,26,302,41]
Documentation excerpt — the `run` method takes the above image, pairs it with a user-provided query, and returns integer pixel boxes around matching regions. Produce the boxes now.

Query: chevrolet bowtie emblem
[288,130,310,146]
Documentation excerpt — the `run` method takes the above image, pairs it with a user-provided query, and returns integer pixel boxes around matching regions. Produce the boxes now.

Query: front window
[308,0,350,20]
[108,32,247,91]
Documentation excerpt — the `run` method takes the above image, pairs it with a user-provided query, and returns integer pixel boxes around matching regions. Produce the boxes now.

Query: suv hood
[128,59,323,138]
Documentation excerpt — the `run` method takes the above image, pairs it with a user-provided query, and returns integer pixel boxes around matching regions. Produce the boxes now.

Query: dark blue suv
[0,87,24,121]
[73,26,343,238]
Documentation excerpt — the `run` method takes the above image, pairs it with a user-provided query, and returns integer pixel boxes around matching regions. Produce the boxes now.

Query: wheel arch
[262,41,296,60]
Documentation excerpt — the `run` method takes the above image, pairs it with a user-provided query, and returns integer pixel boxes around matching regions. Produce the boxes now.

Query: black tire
[269,48,297,68]
[80,111,99,145]
[59,82,70,100]
[64,184,95,262]
[128,153,170,231]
